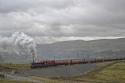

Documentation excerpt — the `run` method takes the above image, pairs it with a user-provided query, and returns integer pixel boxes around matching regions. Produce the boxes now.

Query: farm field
[0,63,31,70]
[0,80,32,83]
[83,61,125,83]
[0,61,125,83]
[52,61,125,83]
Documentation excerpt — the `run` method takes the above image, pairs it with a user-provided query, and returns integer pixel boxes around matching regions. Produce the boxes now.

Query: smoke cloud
[0,32,36,59]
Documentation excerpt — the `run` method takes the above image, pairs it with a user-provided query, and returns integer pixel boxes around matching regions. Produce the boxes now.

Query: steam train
[31,57,125,68]
[31,59,83,68]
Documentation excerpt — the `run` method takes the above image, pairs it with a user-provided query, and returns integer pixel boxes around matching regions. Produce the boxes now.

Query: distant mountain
[0,47,33,63]
[0,51,32,63]
[1,38,125,63]
[37,38,125,60]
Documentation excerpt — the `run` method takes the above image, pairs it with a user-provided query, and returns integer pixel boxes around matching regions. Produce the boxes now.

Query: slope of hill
[1,38,125,63]
[37,38,125,60]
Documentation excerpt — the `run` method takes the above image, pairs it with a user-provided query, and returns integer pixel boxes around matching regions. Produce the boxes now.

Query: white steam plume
[0,32,37,62]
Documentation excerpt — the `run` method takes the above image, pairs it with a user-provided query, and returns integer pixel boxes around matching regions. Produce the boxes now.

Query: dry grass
[30,76,63,83]
[0,63,31,70]
[0,80,32,83]
[74,61,125,83]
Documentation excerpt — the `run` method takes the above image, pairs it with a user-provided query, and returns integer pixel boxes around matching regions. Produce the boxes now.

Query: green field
[25,61,125,83]
[0,63,31,70]
[0,80,32,83]
[0,61,125,83]
[0,64,32,83]
[70,61,125,83]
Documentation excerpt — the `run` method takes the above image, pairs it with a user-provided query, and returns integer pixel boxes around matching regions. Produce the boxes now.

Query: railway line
[31,57,125,68]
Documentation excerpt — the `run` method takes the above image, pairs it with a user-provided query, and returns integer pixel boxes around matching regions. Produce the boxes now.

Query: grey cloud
[0,0,125,43]
[0,0,74,13]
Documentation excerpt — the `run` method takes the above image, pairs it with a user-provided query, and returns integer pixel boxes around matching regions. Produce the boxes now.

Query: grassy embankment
[30,76,64,83]
[0,63,32,83]
[0,63,31,70]
[72,61,125,83]
[0,80,32,83]
[1,61,125,83]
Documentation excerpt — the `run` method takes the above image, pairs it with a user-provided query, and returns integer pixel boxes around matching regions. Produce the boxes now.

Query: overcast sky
[0,0,125,43]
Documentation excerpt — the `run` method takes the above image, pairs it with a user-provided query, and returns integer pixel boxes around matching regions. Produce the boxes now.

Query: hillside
[37,38,125,60]
[1,38,125,63]
[50,61,125,83]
